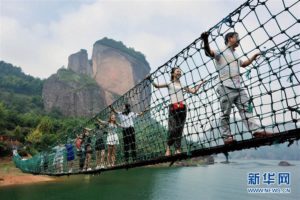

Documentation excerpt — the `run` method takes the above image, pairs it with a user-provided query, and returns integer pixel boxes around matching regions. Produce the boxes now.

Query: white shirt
[106,123,119,145]
[101,121,120,145]
[53,146,65,158]
[168,82,185,104]
[117,112,138,128]
[214,47,242,88]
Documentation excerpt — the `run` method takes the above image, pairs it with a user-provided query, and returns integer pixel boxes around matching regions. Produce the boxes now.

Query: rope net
[13,0,300,175]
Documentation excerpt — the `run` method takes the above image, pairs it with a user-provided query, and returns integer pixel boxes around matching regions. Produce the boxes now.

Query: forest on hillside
[0,61,86,157]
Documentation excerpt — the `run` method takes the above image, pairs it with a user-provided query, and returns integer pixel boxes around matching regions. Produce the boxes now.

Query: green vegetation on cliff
[0,61,86,157]
[57,68,98,87]
[95,37,149,66]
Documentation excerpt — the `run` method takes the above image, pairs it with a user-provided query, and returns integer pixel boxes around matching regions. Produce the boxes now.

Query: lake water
[1,159,299,200]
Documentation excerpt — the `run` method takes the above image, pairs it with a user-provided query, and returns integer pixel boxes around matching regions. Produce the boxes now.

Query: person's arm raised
[146,75,168,89]
[96,118,108,125]
[184,80,206,94]
[109,105,120,114]
[241,52,261,68]
[201,32,215,58]
[137,107,150,117]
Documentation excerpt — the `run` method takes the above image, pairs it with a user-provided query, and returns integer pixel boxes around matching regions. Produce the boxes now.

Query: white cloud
[0,0,244,78]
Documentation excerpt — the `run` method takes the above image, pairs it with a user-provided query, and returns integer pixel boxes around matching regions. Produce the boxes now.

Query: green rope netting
[13,0,300,175]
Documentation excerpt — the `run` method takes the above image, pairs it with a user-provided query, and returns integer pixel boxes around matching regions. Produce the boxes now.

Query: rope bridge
[13,0,300,176]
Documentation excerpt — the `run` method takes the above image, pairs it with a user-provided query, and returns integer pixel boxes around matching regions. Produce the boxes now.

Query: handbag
[171,101,185,111]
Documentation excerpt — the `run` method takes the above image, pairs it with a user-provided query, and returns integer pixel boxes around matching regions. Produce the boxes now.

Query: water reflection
[0,160,299,200]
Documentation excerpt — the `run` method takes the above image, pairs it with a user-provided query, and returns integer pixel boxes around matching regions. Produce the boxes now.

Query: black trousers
[77,150,85,170]
[123,127,137,162]
[168,105,187,149]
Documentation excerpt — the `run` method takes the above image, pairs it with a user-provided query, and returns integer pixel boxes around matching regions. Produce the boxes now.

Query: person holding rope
[201,31,272,145]
[148,68,205,156]
[110,104,147,163]
[75,133,84,171]
[97,114,120,167]
[94,122,107,169]
[65,138,75,173]
[82,127,93,171]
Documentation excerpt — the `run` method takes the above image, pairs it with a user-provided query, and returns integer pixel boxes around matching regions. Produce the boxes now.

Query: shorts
[95,138,105,150]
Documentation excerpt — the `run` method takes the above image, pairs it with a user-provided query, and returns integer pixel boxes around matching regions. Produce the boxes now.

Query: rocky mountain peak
[43,38,151,117]
[68,49,92,77]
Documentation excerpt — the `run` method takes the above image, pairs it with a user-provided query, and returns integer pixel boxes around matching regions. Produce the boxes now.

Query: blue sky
[1,0,249,78]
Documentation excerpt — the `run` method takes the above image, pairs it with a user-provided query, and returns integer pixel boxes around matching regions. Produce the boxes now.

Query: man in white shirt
[201,31,272,144]
[110,104,146,163]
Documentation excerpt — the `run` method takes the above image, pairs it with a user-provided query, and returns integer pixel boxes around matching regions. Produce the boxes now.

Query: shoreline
[0,158,56,187]
[0,174,56,187]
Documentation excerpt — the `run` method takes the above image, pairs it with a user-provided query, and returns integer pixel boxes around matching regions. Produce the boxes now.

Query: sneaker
[87,168,92,171]
[68,168,73,173]
[165,149,171,156]
[253,131,273,138]
[175,149,181,155]
[224,136,236,145]
[95,165,101,170]
[100,165,105,169]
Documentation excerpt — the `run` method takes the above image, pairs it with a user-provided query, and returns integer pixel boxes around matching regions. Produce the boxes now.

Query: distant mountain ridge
[0,61,43,96]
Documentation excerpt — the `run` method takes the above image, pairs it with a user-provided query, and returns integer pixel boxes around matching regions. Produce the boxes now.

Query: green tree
[11,125,24,141]
[26,128,43,144]
[25,117,54,145]
[0,102,8,132]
